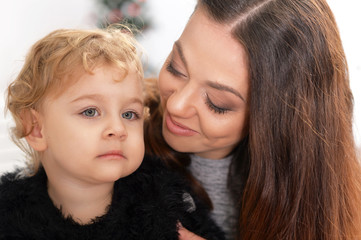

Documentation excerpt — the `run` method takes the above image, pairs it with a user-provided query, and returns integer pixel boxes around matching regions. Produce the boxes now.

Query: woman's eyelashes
[166,60,187,78]
[205,95,229,114]
[166,55,231,115]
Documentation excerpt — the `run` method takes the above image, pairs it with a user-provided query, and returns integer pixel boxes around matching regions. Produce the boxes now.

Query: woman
[145,0,361,239]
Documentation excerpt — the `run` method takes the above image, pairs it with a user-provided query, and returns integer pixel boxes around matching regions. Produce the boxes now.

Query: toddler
[0,26,224,240]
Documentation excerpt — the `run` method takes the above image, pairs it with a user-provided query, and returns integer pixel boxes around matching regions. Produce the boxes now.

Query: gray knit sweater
[189,154,237,240]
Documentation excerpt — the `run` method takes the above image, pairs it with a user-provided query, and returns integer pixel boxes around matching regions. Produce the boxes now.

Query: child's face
[38,65,144,184]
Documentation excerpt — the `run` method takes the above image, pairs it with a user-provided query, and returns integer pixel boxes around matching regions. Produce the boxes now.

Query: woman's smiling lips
[165,113,198,136]
[97,151,126,160]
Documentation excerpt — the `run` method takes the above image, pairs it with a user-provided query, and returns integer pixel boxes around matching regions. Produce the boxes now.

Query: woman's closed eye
[205,94,229,114]
[166,60,187,78]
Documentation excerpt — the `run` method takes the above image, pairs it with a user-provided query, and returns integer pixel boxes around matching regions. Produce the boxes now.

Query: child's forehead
[71,65,127,81]
[48,64,143,100]
[66,62,139,84]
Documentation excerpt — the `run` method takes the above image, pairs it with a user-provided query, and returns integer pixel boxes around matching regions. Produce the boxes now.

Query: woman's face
[158,7,249,160]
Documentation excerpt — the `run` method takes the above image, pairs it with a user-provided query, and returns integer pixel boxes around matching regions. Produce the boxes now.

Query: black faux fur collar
[0,155,225,240]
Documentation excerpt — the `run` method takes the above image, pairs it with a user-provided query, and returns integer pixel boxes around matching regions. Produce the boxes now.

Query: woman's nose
[102,116,128,139]
[165,81,197,118]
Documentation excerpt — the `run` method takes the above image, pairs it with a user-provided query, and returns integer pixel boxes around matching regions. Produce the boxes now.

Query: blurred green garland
[97,0,151,33]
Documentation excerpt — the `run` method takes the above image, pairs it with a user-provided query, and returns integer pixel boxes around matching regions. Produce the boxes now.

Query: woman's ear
[21,109,47,152]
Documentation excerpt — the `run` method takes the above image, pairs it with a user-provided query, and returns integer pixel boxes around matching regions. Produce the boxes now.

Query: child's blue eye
[81,108,99,118]
[122,111,139,120]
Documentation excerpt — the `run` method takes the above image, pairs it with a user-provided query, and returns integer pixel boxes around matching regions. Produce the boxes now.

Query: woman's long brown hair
[145,0,361,239]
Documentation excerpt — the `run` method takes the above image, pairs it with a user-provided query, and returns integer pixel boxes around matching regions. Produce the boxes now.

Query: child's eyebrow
[70,94,103,103]
[124,97,144,106]
[70,94,144,105]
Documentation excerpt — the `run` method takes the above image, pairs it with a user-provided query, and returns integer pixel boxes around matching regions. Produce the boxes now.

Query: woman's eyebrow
[206,80,246,102]
[174,40,246,102]
[174,40,188,70]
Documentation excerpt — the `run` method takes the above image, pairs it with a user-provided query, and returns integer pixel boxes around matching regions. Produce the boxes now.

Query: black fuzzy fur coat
[0,155,225,240]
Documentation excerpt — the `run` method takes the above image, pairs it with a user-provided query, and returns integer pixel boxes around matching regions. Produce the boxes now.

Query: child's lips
[97,151,126,160]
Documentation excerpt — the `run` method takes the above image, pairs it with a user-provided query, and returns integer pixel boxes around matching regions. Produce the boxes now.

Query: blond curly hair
[5,25,143,173]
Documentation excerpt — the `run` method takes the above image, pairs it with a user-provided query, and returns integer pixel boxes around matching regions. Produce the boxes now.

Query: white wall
[0,0,360,174]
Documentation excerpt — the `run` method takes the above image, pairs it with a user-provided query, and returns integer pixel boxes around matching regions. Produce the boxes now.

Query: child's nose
[103,117,127,139]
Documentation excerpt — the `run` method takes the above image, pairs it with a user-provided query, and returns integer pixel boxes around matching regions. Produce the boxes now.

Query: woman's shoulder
[132,154,191,191]
[114,155,225,240]
[121,154,189,195]
[114,154,195,222]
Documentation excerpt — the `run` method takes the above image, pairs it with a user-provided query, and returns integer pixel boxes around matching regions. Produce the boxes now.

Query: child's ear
[21,109,47,152]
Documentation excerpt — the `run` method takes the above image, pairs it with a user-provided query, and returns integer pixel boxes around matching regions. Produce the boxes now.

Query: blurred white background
[0,0,360,174]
